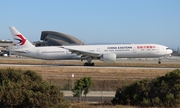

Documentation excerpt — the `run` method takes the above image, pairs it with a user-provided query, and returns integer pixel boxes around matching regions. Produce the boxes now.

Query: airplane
[9,26,173,66]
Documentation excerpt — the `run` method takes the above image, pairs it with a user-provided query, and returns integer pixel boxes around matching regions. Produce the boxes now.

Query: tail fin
[9,26,34,48]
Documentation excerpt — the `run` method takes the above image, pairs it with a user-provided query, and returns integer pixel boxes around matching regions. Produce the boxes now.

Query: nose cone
[165,47,173,55]
[170,49,173,54]
[167,49,173,56]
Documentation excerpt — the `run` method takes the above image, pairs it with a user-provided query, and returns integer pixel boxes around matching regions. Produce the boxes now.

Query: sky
[0,0,180,49]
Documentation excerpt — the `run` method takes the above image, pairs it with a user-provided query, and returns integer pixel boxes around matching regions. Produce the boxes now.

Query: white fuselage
[10,44,172,60]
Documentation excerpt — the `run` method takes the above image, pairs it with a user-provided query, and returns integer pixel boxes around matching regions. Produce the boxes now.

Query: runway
[0,63,179,70]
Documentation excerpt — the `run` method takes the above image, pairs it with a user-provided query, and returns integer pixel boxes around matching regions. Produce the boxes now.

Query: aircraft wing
[61,47,101,58]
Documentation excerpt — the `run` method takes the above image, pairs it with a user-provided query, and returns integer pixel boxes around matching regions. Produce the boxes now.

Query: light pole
[72,74,74,89]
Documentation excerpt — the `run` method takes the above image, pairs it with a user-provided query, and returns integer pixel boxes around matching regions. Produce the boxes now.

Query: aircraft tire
[84,62,94,66]
[84,63,88,66]
[158,61,161,64]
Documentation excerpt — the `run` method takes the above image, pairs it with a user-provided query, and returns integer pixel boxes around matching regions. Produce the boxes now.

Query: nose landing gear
[158,58,161,64]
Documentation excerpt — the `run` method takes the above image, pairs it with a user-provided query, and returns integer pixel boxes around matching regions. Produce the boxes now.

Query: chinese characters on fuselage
[137,46,156,49]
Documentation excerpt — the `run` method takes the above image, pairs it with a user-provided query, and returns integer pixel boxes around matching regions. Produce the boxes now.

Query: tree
[0,68,70,108]
[112,69,180,107]
[72,76,92,100]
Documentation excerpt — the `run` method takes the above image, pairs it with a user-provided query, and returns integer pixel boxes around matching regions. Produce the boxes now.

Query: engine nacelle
[100,53,116,63]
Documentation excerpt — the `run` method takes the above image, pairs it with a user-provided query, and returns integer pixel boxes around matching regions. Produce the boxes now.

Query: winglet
[9,26,34,48]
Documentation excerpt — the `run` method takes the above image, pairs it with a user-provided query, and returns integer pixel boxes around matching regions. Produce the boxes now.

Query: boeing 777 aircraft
[9,26,173,66]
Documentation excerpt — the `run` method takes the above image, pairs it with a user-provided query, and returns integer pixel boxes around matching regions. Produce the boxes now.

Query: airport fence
[46,77,154,91]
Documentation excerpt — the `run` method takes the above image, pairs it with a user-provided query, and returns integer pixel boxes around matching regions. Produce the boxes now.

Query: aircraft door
[133,47,136,53]
[96,48,100,53]
[25,50,29,54]
[156,46,159,53]
[36,50,40,56]
[66,50,71,55]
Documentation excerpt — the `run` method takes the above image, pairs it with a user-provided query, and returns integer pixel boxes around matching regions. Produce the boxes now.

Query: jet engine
[100,53,116,63]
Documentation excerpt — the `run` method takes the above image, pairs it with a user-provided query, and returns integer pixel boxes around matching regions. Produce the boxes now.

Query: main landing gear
[84,62,94,66]
[83,57,95,66]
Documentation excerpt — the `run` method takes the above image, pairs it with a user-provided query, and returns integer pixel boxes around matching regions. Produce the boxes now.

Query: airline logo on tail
[14,34,26,45]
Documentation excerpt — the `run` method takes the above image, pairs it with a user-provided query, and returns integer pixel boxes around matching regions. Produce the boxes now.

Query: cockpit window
[166,48,171,50]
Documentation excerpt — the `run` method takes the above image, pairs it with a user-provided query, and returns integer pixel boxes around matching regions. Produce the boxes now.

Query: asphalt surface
[0,63,179,70]
[64,96,113,102]
[62,90,115,102]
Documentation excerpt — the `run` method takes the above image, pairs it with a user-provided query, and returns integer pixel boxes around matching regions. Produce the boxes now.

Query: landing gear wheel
[84,62,94,66]
[158,58,161,64]
[84,63,88,66]
[158,61,161,64]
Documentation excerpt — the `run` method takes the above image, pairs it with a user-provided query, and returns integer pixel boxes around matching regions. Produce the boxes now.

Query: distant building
[0,40,13,56]
[35,31,84,46]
